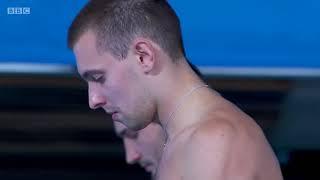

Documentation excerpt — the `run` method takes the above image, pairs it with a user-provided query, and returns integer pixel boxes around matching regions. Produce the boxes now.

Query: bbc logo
[7,7,31,15]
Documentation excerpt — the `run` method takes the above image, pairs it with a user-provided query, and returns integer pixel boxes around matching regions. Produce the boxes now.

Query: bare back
[156,92,283,180]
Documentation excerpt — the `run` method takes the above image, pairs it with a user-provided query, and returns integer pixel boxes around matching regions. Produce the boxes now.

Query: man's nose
[124,139,141,165]
[88,84,107,109]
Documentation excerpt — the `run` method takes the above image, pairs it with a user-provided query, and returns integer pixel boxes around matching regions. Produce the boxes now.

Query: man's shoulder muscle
[182,119,240,179]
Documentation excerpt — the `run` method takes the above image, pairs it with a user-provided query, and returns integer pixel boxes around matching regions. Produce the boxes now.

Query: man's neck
[164,86,221,143]
[150,59,215,142]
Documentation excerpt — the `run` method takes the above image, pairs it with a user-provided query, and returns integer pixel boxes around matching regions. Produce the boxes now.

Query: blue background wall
[0,0,319,69]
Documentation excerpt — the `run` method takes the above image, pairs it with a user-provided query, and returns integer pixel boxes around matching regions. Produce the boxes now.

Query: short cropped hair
[68,0,185,61]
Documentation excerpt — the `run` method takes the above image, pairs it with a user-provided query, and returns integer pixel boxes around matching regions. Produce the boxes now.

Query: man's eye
[92,74,102,80]
[92,74,105,82]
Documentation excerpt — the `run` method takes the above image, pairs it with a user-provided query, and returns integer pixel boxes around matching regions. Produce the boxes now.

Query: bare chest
[155,131,193,180]
[156,147,183,180]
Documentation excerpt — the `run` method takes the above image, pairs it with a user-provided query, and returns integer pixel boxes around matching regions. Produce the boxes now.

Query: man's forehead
[74,30,97,55]
[73,32,115,78]
[73,31,98,73]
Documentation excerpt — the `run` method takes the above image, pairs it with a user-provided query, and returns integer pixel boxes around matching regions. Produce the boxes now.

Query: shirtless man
[68,0,283,179]
[113,62,203,179]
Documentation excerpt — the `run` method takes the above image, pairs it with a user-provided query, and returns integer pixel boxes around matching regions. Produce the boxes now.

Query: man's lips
[111,112,119,120]
[104,108,118,120]
[105,110,115,114]
[141,163,154,173]
[105,108,117,115]
[145,165,153,172]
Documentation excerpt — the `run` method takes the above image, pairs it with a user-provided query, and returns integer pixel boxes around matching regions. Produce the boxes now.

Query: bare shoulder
[189,115,239,147]
[182,113,283,180]
[181,118,239,179]
[187,98,267,149]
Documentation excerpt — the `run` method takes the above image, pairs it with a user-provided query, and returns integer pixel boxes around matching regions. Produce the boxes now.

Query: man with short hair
[113,62,204,179]
[68,0,283,179]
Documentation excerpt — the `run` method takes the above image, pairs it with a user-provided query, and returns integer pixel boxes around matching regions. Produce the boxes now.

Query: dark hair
[68,0,185,61]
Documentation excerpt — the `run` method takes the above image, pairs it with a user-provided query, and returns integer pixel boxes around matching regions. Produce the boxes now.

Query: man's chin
[126,122,146,131]
[115,116,148,131]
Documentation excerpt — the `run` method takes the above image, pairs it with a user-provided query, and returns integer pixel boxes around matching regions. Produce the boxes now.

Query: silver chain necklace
[163,84,209,148]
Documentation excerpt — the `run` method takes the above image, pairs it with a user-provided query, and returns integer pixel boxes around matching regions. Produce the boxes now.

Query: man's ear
[133,39,155,73]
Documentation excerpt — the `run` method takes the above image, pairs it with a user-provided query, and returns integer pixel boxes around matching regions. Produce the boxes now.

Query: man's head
[68,0,185,60]
[68,0,187,130]
[114,121,166,177]
[112,62,203,177]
